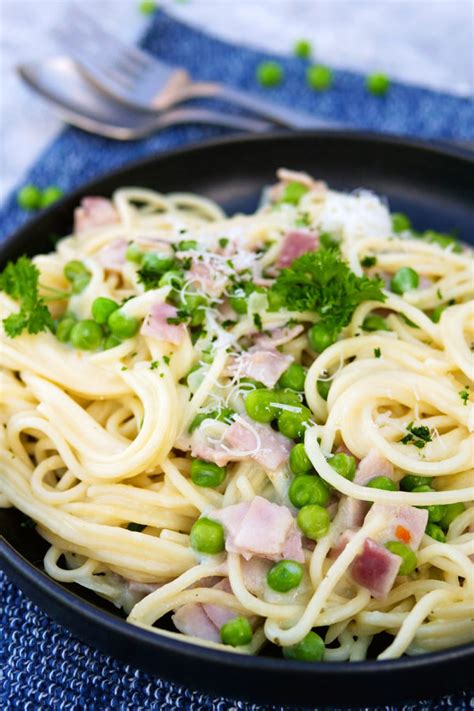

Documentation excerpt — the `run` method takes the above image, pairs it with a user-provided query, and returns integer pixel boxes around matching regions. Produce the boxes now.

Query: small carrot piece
[396,525,411,543]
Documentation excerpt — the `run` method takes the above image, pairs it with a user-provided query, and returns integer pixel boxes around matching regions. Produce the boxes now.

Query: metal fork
[53,5,340,130]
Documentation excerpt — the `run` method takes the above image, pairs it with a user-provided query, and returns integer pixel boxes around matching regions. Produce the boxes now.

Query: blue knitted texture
[0,10,473,710]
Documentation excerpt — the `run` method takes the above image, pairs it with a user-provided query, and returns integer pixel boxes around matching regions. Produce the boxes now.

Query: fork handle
[207,84,342,129]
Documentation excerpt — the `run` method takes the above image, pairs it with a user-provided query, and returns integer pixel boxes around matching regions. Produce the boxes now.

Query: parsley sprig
[270,250,385,339]
[0,256,54,337]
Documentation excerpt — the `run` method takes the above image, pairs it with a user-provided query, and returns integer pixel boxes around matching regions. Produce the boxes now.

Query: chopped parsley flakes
[374,347,381,358]
[459,390,469,406]
[401,422,433,449]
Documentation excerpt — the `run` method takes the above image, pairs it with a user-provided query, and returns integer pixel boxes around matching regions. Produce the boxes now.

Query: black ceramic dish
[1,132,473,708]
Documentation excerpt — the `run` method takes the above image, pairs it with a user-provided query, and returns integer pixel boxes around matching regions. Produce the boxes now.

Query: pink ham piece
[224,416,292,471]
[241,557,272,596]
[355,449,394,486]
[233,348,293,388]
[277,231,318,269]
[351,538,401,599]
[126,580,161,595]
[74,196,118,233]
[188,260,228,297]
[141,302,186,345]
[201,578,236,629]
[96,239,128,272]
[254,325,304,349]
[337,496,369,531]
[211,496,304,563]
[172,603,221,643]
[367,503,428,551]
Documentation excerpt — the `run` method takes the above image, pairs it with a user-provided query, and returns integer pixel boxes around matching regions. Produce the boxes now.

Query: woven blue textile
[0,10,473,710]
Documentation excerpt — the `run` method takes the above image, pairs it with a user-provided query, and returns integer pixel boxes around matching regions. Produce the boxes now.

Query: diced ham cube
[367,503,428,551]
[233,348,293,388]
[355,449,394,486]
[211,496,304,563]
[224,416,292,471]
[74,196,118,233]
[351,538,401,599]
[277,230,319,269]
[337,495,369,530]
[172,603,221,643]
[96,238,128,272]
[201,578,236,629]
[241,558,272,596]
[141,302,186,345]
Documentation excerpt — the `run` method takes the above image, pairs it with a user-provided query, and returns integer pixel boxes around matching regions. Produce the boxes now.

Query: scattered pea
[278,405,312,440]
[307,65,333,91]
[56,315,76,343]
[425,523,446,543]
[390,267,419,295]
[282,631,325,661]
[267,560,304,592]
[191,459,226,488]
[385,541,417,575]
[17,184,42,210]
[126,243,143,264]
[257,61,284,87]
[308,322,335,352]
[366,72,390,96]
[392,212,411,233]
[289,474,330,508]
[40,186,63,208]
[108,310,140,339]
[64,260,91,294]
[103,334,122,350]
[362,314,390,332]
[278,363,306,391]
[294,39,312,59]
[439,502,465,531]
[316,379,330,401]
[70,320,103,350]
[92,297,119,325]
[329,452,356,481]
[297,504,330,540]
[289,443,312,475]
[400,474,432,491]
[280,182,309,206]
[220,617,253,647]
[366,476,397,491]
[412,485,446,523]
[190,517,225,554]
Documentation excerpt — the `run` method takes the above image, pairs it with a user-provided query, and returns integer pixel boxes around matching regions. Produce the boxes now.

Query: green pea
[366,476,397,491]
[183,293,207,326]
[125,243,143,264]
[289,474,330,508]
[178,239,198,251]
[158,270,185,289]
[400,474,433,491]
[64,260,91,294]
[316,379,330,401]
[92,297,119,325]
[307,65,333,91]
[297,504,330,540]
[267,560,304,593]
[362,314,390,332]
[190,517,225,555]
[392,212,411,233]
[439,502,465,531]
[308,322,335,353]
[240,377,265,390]
[245,389,280,423]
[220,617,253,647]
[189,407,235,433]
[70,320,103,350]
[103,334,122,350]
[294,39,312,59]
[329,453,356,481]
[422,230,462,253]
[430,304,447,323]
[385,541,417,575]
[289,444,312,475]
[267,289,285,312]
[412,485,446,523]
[139,0,156,15]
[56,316,76,343]
[391,267,419,295]
[278,405,312,440]
[278,363,306,391]
[108,310,140,339]
[281,181,309,206]
[141,251,175,274]
[282,631,325,661]
[191,459,226,488]
[40,185,63,208]
[366,72,390,96]
[17,184,41,210]
[256,61,283,87]
[425,523,446,543]
[277,389,303,407]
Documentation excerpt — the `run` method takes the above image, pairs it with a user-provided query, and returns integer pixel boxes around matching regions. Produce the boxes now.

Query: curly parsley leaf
[270,249,385,338]
[0,256,54,337]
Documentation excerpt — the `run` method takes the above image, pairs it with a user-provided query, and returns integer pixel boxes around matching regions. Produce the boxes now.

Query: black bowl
[1,131,473,708]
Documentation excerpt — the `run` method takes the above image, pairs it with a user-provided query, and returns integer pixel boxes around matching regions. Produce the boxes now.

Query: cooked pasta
[1,169,473,661]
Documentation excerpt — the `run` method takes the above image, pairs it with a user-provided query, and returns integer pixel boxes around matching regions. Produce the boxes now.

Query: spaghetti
[1,170,473,661]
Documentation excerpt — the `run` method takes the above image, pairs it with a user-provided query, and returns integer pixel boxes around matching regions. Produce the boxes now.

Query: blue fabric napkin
[0,10,473,710]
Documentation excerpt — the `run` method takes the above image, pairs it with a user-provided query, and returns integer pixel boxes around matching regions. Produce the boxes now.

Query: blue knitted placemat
[0,10,473,710]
